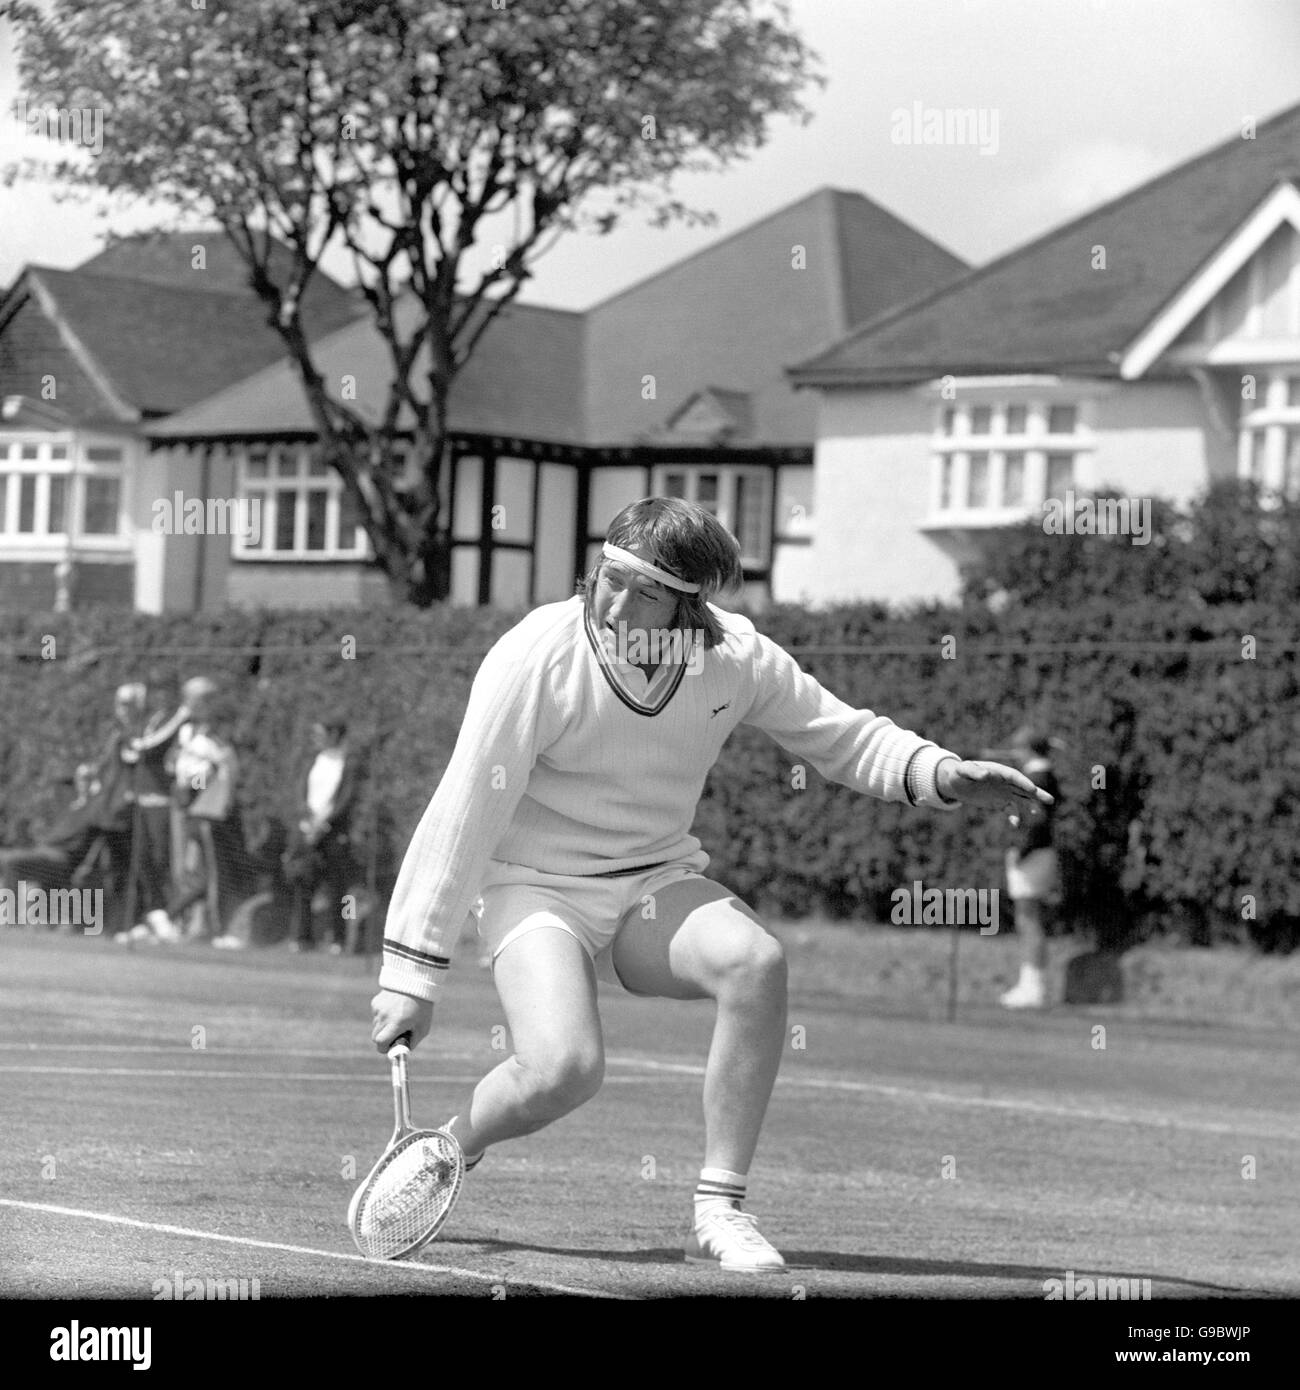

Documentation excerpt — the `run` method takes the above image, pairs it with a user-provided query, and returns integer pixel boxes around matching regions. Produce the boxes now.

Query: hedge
[1,594,1295,950]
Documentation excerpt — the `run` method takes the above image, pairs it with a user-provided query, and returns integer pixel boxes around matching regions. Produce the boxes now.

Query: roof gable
[658,387,753,443]
[26,267,363,419]
[790,103,1300,387]
[0,231,364,424]
[1122,180,1300,377]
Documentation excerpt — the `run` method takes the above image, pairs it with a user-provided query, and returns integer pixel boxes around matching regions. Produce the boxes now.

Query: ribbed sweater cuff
[905,745,961,811]
[378,944,449,1001]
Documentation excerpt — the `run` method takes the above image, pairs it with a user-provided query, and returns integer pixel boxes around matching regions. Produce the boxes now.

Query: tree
[5,0,819,604]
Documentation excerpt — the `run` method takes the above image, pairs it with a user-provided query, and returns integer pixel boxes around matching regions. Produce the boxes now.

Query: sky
[1,0,1298,308]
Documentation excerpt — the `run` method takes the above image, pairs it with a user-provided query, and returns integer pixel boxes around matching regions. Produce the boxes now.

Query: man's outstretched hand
[937,758,1054,810]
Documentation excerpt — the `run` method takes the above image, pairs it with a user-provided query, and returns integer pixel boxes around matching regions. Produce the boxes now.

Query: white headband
[601,543,701,594]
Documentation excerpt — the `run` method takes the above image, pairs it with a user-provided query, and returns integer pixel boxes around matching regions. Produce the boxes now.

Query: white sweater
[380,596,958,999]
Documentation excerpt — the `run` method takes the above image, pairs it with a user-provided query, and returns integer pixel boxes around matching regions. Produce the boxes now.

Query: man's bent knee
[707,930,787,1000]
[519,1047,605,1116]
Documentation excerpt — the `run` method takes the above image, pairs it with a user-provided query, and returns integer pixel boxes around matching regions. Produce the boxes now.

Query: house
[0,236,363,610]
[787,103,1300,605]
[0,188,966,611]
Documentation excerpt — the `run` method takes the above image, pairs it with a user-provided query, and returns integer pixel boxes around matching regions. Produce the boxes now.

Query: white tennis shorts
[1005,847,1061,902]
[473,851,711,992]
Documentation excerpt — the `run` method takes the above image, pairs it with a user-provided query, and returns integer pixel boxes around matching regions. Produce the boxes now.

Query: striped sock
[694,1167,747,1217]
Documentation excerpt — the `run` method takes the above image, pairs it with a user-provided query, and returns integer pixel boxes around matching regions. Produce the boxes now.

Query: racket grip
[386,1031,412,1060]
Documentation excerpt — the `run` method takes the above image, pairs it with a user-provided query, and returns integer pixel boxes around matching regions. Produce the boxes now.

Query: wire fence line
[2,640,1294,661]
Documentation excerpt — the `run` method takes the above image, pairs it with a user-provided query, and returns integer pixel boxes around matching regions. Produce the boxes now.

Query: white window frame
[926,394,1095,524]
[233,442,370,560]
[1237,369,1300,498]
[652,463,772,567]
[0,434,129,551]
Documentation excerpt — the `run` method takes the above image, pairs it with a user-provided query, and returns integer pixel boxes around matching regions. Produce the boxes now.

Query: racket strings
[353,1134,461,1259]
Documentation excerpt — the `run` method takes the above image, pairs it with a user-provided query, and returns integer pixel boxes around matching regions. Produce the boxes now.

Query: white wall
[588,467,645,533]
[1087,381,1230,500]
[534,463,577,601]
[132,442,170,612]
[808,388,963,605]
[806,380,1223,606]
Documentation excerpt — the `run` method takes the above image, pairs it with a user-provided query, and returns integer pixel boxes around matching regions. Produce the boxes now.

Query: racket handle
[386,1031,412,1060]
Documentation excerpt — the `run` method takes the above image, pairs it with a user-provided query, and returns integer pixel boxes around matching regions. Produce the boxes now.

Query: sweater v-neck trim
[582,601,692,718]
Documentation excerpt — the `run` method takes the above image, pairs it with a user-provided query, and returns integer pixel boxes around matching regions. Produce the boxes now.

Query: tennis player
[371,497,1051,1271]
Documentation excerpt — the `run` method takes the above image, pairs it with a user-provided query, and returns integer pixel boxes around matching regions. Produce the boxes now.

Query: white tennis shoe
[685,1205,785,1272]
[1000,964,1047,1009]
[146,910,183,944]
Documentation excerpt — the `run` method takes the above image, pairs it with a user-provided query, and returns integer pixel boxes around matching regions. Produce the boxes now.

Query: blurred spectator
[284,714,359,954]
[90,683,151,930]
[139,678,244,944]
[996,726,1063,1010]
[116,674,188,937]
[95,683,147,833]
[0,763,108,917]
[215,814,295,949]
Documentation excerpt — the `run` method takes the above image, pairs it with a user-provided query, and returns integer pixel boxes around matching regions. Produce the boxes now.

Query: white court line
[0,1065,671,1084]
[0,1199,637,1300]
[4,1057,1295,1141]
[0,1067,490,1082]
[0,1044,485,1061]
[605,1055,1300,1141]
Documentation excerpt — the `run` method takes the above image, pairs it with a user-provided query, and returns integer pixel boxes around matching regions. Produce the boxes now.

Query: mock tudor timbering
[1,186,964,611]
[4,104,1300,613]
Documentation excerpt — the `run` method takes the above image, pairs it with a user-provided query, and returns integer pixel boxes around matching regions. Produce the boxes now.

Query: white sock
[695,1167,747,1220]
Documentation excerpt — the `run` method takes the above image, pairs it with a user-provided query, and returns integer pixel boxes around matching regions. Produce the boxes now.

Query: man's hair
[577,497,744,649]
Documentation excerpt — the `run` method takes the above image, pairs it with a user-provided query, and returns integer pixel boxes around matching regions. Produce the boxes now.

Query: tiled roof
[6,197,965,442]
[0,231,363,424]
[830,188,967,330]
[28,268,362,418]
[789,103,1300,386]
[150,189,966,446]
[145,294,586,442]
[584,186,967,444]
[79,229,312,291]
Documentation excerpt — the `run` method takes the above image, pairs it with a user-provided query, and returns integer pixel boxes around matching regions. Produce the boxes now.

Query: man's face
[591,560,679,651]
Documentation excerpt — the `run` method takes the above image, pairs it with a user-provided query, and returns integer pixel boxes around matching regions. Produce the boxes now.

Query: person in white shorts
[998,727,1063,1010]
[371,497,1052,1271]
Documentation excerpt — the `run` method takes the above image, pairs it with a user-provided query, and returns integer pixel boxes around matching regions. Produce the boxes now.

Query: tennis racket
[347,1032,464,1260]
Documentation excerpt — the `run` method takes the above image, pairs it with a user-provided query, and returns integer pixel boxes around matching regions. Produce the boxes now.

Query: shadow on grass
[444,1238,1259,1294]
